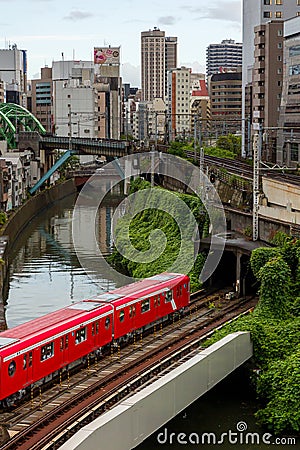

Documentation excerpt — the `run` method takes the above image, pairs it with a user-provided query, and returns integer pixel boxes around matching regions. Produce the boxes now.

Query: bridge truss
[0,103,46,149]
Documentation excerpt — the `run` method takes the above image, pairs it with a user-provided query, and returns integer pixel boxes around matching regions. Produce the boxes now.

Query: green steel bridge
[0,103,46,149]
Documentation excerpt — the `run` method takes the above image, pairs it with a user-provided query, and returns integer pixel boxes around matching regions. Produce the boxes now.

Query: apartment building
[167,67,192,140]
[190,76,210,135]
[277,16,300,166]
[242,0,300,156]
[141,28,177,101]
[252,21,284,161]
[209,71,242,134]
[206,39,242,77]
[0,45,27,107]
[31,66,53,133]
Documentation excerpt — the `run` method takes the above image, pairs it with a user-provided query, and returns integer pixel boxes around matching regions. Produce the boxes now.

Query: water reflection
[4,193,119,328]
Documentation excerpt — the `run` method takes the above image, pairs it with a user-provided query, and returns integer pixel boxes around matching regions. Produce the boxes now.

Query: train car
[0,272,190,407]
[107,273,190,342]
[0,301,113,406]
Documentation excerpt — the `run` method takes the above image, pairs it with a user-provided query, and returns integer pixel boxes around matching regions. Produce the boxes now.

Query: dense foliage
[204,232,300,435]
[216,133,241,154]
[108,178,208,292]
[166,140,237,160]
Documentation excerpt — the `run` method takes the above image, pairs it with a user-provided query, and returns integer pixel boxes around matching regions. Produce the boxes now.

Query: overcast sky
[0,0,242,86]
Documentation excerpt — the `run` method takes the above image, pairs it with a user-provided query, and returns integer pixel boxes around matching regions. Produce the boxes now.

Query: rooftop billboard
[94,47,120,65]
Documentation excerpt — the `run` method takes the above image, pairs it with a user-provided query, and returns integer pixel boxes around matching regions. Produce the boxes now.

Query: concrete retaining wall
[0,179,77,253]
[61,332,252,450]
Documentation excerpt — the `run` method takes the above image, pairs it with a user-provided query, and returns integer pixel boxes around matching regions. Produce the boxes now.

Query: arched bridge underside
[0,103,46,149]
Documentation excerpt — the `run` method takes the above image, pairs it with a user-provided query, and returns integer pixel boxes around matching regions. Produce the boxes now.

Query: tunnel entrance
[208,250,236,290]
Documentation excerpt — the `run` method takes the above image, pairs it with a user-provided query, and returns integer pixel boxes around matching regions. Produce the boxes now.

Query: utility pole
[194,115,197,162]
[252,125,262,241]
[68,104,72,152]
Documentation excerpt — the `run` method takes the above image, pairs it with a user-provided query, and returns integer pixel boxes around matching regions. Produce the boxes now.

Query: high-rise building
[141,28,177,102]
[209,70,242,134]
[31,67,53,133]
[206,39,242,77]
[167,66,191,140]
[252,21,284,162]
[277,16,300,167]
[0,44,27,106]
[242,0,300,156]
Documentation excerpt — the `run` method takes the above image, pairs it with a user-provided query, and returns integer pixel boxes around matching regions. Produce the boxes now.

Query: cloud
[183,1,241,24]
[158,16,177,26]
[63,10,93,21]
[121,62,140,87]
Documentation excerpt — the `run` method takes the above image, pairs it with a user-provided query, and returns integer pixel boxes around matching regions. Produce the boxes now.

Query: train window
[119,310,125,322]
[141,299,150,313]
[75,327,87,344]
[154,298,157,307]
[92,323,95,336]
[180,285,182,296]
[65,335,69,349]
[60,337,64,351]
[165,291,173,302]
[96,321,99,334]
[105,317,110,328]
[23,354,27,370]
[41,342,54,361]
[29,352,32,367]
[8,361,16,377]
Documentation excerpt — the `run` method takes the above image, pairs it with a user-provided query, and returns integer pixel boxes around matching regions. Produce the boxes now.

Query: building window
[275,11,282,18]
[278,29,283,36]
[275,0,282,4]
[264,0,271,4]
[278,42,282,49]
[277,55,282,61]
[263,11,272,18]
[277,68,282,74]
[291,143,299,162]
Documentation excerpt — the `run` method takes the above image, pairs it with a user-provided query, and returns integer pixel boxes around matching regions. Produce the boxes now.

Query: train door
[91,321,98,350]
[153,295,160,320]
[59,334,69,367]
[23,351,33,384]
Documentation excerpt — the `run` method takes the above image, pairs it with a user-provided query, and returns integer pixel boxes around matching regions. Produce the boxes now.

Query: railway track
[0,290,257,450]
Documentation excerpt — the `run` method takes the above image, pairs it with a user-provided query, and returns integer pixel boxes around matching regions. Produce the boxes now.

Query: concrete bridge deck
[61,332,252,450]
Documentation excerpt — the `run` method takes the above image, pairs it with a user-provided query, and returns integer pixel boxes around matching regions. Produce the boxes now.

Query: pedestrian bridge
[61,332,252,450]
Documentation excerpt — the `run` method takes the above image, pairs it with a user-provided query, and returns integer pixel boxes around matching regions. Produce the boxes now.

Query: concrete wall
[61,332,252,450]
[0,179,77,253]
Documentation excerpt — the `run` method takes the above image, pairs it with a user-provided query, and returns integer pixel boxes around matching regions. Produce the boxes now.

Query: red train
[0,272,190,407]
